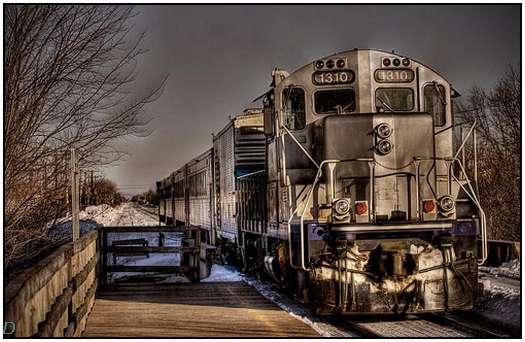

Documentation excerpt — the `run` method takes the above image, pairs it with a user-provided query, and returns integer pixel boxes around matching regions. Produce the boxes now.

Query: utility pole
[65,151,70,216]
[79,171,83,208]
[71,148,80,250]
[90,170,94,205]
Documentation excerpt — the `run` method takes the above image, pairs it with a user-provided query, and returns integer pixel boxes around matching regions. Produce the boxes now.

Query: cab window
[424,84,446,126]
[282,87,306,130]
[314,89,356,114]
[375,88,414,111]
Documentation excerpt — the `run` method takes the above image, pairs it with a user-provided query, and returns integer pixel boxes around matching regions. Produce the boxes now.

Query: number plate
[374,68,415,83]
[313,70,354,85]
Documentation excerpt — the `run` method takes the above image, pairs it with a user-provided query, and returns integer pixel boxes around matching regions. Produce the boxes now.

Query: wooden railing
[99,225,204,284]
[4,230,99,337]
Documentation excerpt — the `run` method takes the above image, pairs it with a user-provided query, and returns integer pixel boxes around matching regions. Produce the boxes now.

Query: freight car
[157,48,486,315]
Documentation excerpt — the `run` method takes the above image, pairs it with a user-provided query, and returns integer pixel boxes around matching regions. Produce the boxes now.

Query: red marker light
[356,202,368,215]
[383,58,391,67]
[423,200,435,213]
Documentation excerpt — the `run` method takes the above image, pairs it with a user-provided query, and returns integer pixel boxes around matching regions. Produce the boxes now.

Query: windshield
[375,88,414,112]
[314,89,356,114]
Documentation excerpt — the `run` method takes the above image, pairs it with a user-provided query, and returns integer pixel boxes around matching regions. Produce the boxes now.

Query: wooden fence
[99,225,206,284]
[4,230,99,337]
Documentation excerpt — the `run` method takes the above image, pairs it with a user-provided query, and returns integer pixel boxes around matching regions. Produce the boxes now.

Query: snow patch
[48,203,161,241]
[475,259,521,330]
[201,264,244,282]
[479,258,520,280]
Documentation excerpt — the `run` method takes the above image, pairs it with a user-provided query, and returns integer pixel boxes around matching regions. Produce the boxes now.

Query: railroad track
[419,312,515,338]
[133,204,160,220]
[339,315,469,337]
[337,312,514,337]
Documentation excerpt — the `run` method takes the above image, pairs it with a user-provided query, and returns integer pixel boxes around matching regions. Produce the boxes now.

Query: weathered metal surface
[237,170,267,234]
[83,282,319,337]
[186,148,214,231]
[213,119,237,239]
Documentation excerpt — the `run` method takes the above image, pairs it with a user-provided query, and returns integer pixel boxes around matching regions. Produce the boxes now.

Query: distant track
[133,204,160,221]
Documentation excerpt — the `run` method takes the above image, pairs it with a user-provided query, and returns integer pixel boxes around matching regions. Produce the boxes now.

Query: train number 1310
[374,68,415,83]
[313,70,354,85]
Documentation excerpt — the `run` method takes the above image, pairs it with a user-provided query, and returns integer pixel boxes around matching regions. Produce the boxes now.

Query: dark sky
[104,4,520,195]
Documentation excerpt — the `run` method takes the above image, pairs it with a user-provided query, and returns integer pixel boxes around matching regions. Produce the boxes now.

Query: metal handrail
[416,155,487,265]
[291,154,487,270]
[280,115,485,269]
[451,158,488,265]
[292,158,373,272]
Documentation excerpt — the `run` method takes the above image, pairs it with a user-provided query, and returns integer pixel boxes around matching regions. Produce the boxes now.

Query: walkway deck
[83,282,319,337]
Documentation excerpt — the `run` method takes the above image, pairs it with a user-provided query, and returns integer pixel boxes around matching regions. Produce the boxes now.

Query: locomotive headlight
[334,199,351,216]
[326,59,335,69]
[375,123,392,138]
[376,140,393,155]
[438,195,455,212]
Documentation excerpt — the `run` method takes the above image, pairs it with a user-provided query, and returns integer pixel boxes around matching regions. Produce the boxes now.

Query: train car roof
[330,48,450,83]
[213,108,263,139]
[252,48,460,102]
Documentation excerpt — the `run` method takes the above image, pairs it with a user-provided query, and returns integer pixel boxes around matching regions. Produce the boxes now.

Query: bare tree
[90,178,124,206]
[455,67,520,241]
[4,5,165,269]
[131,189,158,205]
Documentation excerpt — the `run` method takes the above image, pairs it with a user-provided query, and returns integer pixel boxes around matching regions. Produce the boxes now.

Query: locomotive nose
[321,113,435,221]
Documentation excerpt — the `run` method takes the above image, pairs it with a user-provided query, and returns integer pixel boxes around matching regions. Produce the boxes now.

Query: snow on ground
[479,258,520,280]
[48,202,160,241]
[201,264,244,282]
[111,231,184,283]
[475,258,521,330]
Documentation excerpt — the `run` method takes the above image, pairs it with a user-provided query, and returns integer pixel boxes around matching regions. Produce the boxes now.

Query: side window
[424,84,446,126]
[282,87,306,130]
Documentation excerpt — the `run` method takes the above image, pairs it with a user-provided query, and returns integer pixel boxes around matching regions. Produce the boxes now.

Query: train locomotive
[157,48,486,315]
